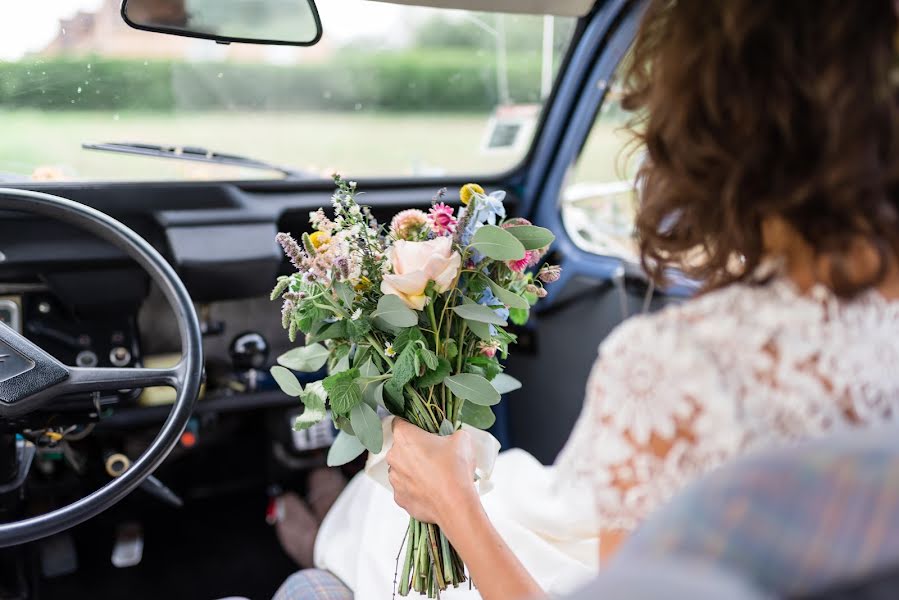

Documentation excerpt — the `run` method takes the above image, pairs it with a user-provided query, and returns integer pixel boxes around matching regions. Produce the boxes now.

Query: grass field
[0,109,628,183]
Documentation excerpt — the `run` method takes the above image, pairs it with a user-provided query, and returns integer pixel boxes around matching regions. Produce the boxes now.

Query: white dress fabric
[314,277,899,599]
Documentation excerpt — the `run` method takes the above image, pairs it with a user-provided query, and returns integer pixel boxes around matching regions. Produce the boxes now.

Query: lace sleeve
[555,313,742,532]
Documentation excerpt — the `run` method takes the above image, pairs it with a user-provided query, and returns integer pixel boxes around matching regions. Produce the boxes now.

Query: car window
[0,1,576,183]
[561,75,642,263]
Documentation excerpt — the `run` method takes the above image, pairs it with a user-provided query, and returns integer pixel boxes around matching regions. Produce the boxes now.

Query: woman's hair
[622,0,899,296]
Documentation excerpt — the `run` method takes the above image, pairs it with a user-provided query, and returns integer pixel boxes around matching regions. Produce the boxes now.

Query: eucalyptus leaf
[364,380,386,409]
[505,225,555,250]
[351,402,384,453]
[466,319,494,342]
[438,419,456,436]
[460,403,496,429]
[270,366,303,397]
[384,378,406,413]
[333,281,356,307]
[491,373,523,395]
[443,373,501,406]
[469,225,526,261]
[452,304,508,326]
[484,278,530,310]
[277,344,329,372]
[372,294,419,328]
[327,430,366,467]
[358,358,381,378]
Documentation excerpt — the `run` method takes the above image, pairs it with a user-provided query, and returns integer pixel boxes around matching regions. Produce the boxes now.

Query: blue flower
[478,286,509,335]
[459,191,508,248]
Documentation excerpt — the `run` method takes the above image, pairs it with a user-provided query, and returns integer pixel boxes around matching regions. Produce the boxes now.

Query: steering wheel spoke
[62,365,182,393]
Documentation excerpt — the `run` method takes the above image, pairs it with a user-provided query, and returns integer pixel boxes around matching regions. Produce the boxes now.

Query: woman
[277,1,899,598]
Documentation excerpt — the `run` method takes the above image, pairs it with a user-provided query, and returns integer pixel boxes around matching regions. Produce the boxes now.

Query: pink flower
[390,209,429,241]
[507,250,539,272]
[381,237,462,310]
[477,340,501,358]
[427,203,457,235]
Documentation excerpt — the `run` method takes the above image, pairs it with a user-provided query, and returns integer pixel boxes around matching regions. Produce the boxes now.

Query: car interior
[0,0,752,598]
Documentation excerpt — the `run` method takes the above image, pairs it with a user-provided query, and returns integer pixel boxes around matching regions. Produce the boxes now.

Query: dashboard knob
[229,331,269,371]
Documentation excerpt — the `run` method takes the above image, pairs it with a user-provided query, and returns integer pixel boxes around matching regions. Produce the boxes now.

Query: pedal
[111,522,144,568]
[39,533,77,578]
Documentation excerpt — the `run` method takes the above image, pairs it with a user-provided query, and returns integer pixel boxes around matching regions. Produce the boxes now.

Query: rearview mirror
[121,0,322,46]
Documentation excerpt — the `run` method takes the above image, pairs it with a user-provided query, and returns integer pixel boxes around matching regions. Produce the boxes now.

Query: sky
[0,0,410,60]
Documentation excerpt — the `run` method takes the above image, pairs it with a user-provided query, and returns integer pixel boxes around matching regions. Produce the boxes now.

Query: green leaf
[394,327,424,352]
[452,304,508,326]
[466,319,494,342]
[505,225,555,250]
[443,373,501,406]
[466,356,502,381]
[327,430,366,467]
[509,307,530,326]
[323,368,362,415]
[270,366,303,397]
[393,344,419,387]
[438,419,455,436]
[364,380,385,409]
[460,403,496,429]
[294,381,327,430]
[347,316,372,341]
[372,316,402,336]
[333,281,356,307]
[277,344,330,372]
[419,346,439,370]
[372,294,419,327]
[358,358,381,378]
[334,415,355,435]
[443,339,458,359]
[469,225,526,261]
[351,402,384,453]
[417,357,452,388]
[384,378,405,413]
[491,373,522,395]
[308,319,348,343]
[484,278,530,310]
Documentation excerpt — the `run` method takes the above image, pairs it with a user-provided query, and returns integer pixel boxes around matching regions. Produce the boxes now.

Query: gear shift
[228,332,269,392]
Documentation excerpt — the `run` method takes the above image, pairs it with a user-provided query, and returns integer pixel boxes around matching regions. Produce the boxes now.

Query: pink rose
[381,237,462,310]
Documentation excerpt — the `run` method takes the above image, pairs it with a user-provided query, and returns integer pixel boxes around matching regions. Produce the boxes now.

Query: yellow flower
[309,231,330,249]
[459,183,485,206]
[354,276,372,292]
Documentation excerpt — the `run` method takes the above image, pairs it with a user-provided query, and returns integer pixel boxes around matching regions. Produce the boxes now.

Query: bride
[274,1,899,598]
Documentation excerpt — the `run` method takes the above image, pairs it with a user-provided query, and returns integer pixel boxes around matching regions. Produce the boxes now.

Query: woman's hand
[386,419,478,527]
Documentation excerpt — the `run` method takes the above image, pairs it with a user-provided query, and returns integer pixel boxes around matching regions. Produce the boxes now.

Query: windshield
[0,1,576,182]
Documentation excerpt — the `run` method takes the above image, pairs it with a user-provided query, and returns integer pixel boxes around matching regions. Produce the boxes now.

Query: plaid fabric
[616,428,899,598]
[272,569,353,600]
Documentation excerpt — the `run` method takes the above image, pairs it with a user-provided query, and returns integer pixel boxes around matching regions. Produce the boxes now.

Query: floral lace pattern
[555,278,899,531]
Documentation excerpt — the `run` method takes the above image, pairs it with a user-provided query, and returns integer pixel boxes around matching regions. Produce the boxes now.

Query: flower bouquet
[270,175,559,597]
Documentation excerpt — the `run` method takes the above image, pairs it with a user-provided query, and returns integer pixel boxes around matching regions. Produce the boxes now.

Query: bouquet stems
[398,516,466,597]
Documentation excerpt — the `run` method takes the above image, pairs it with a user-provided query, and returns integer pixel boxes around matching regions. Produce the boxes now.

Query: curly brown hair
[622,0,899,296]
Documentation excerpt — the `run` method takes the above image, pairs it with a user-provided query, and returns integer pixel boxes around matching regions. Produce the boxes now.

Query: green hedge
[0,50,546,113]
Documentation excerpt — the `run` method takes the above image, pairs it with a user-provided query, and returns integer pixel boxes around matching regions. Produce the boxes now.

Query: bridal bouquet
[270,175,559,597]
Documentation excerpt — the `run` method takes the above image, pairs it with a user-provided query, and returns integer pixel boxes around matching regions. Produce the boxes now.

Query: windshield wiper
[82,142,313,179]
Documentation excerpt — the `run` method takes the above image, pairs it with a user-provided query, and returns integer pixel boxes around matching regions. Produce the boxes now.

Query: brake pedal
[111,522,144,568]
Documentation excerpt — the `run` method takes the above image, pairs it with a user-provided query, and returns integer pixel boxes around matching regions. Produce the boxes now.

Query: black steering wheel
[0,188,203,548]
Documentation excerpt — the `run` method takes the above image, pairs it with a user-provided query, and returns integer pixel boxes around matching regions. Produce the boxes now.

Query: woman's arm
[386,419,543,600]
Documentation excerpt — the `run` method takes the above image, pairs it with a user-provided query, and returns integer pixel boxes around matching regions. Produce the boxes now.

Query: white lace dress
[314,278,899,599]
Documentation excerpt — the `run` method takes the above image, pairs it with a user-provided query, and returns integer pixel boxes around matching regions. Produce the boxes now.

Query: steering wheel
[0,188,203,548]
